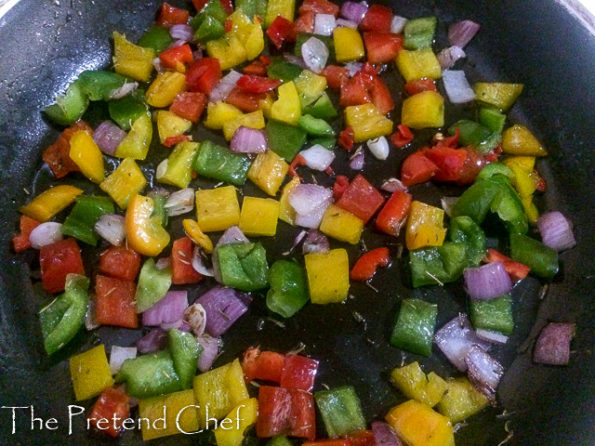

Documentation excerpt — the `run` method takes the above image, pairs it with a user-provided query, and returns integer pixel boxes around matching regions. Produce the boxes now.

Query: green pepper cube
[169,329,201,389]
[266,260,309,318]
[266,119,307,162]
[390,298,437,356]
[193,140,251,186]
[298,114,335,136]
[315,386,366,438]
[116,350,182,398]
[479,107,507,133]
[267,58,303,82]
[448,216,486,267]
[217,242,269,291]
[135,258,172,313]
[77,70,127,101]
[236,0,267,22]
[510,233,558,279]
[447,119,501,154]
[266,436,293,446]
[108,90,147,131]
[138,25,173,53]
[61,195,115,246]
[469,294,514,335]
[193,14,225,43]
[148,190,169,228]
[409,242,467,288]
[44,79,89,126]
[403,16,437,50]
[302,92,338,120]
[157,141,199,189]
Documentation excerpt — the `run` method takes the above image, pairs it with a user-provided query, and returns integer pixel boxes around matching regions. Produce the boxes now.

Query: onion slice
[537,211,576,251]
[109,346,137,375]
[367,136,390,160]
[136,328,168,354]
[170,24,195,41]
[197,334,221,372]
[93,121,127,156]
[475,329,509,345]
[314,13,336,36]
[464,262,513,300]
[29,222,63,249]
[301,37,329,73]
[437,46,466,70]
[184,302,208,337]
[372,421,404,446]
[209,70,242,103]
[164,188,194,217]
[465,345,504,400]
[349,151,364,171]
[230,126,268,154]
[448,20,481,48]
[381,178,408,193]
[289,184,333,229]
[196,286,251,337]
[533,322,575,365]
[299,145,336,171]
[94,214,125,246]
[192,245,214,277]
[142,290,188,327]
[442,70,475,104]
[302,229,330,254]
[434,314,491,371]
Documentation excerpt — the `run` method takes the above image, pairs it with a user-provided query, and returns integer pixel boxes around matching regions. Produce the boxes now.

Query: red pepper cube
[171,237,203,285]
[256,386,316,440]
[350,247,391,281]
[363,32,403,64]
[242,347,286,383]
[288,388,316,440]
[12,215,40,253]
[95,275,138,329]
[266,16,297,49]
[298,0,340,16]
[347,430,376,446]
[226,88,269,113]
[237,75,282,94]
[404,79,437,95]
[400,150,439,186]
[360,4,393,33]
[340,73,372,108]
[186,58,222,94]
[157,2,190,27]
[280,354,319,392]
[170,92,208,122]
[424,146,468,182]
[98,246,141,282]
[369,76,395,115]
[322,65,349,90]
[159,44,194,71]
[40,238,85,294]
[88,387,130,438]
[375,191,412,237]
[294,11,315,34]
[336,174,385,224]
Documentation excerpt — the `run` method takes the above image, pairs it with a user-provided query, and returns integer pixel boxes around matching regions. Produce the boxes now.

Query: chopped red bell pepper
[186,58,222,94]
[289,154,307,177]
[159,44,194,71]
[171,237,203,285]
[295,11,315,33]
[256,386,316,440]
[333,175,350,201]
[456,147,485,185]
[404,78,437,95]
[98,246,141,282]
[347,430,376,446]
[298,0,340,16]
[424,146,468,182]
[242,60,268,76]
[338,126,355,151]
[260,55,272,66]
[350,247,391,281]
[224,18,233,33]
[163,134,192,147]
[12,215,40,253]
[220,0,233,14]
[288,389,317,440]
[95,275,138,329]
[363,32,403,64]
[42,121,91,179]
[534,170,547,192]
[336,174,385,224]
[369,76,394,114]
[400,151,438,186]
[88,387,130,438]
[40,238,85,294]
[322,65,349,90]
[303,440,352,446]
[169,91,208,122]
[390,124,414,148]
[375,190,412,237]
[280,354,319,392]
[340,73,372,108]
[360,4,393,33]
[156,2,190,27]
[484,248,530,282]
[242,346,286,383]
[237,75,282,94]
[266,16,297,49]
[226,88,269,112]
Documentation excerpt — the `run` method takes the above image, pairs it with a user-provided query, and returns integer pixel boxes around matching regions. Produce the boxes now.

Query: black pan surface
[0,1,593,445]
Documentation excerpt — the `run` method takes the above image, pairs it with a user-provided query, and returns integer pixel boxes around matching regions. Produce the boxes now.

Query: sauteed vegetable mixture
[13,0,578,443]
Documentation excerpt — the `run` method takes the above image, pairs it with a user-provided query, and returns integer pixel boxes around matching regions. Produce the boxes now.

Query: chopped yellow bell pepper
[436,377,489,423]
[195,186,241,232]
[113,31,155,82]
[503,156,537,198]
[146,71,186,108]
[115,113,153,160]
[278,176,300,225]
[156,141,199,189]
[390,362,447,407]
[259,95,274,119]
[333,27,365,62]
[502,124,547,156]
[385,400,454,446]
[227,11,265,61]
[345,103,393,142]
[247,150,289,196]
[401,91,444,129]
[223,109,266,141]
[305,248,350,304]
[473,82,523,111]
[183,218,214,253]
[270,81,301,125]
[69,345,114,401]
[193,359,250,427]
[207,34,247,70]
[294,70,328,107]
[204,102,244,130]
[521,196,539,224]
[214,398,258,446]
[319,204,364,245]
[157,110,192,144]
[100,158,147,209]
[264,0,295,27]
[20,185,83,222]
[138,389,199,441]
[239,196,280,236]
[396,48,442,82]
[405,200,447,250]
[69,130,105,184]
[125,194,171,256]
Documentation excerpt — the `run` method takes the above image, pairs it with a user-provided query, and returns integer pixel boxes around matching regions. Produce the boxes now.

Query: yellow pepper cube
[386,400,454,446]
[473,82,524,111]
[157,110,192,144]
[20,185,83,222]
[503,156,537,198]
[113,31,155,82]
[223,109,266,141]
[214,398,259,446]
[278,176,300,225]
[265,0,295,27]
[69,345,114,401]
[319,204,364,245]
[390,362,447,408]
[204,102,244,130]
[401,91,445,129]
[146,71,187,108]
[345,103,393,142]
[157,142,199,189]
[207,35,247,70]
[239,197,280,236]
[115,113,153,160]
[294,70,327,107]
[69,130,105,184]
[270,81,301,125]
[305,248,350,304]
[521,196,539,224]
[193,359,249,427]
[259,95,274,119]
[436,377,489,424]
[406,200,447,250]
[241,24,265,61]
[502,124,547,156]
[396,48,442,82]
[247,151,289,196]
[138,389,199,441]
[100,158,147,209]
[333,27,365,62]
[196,186,241,232]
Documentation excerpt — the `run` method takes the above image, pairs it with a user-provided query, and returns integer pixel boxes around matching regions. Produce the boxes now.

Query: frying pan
[0,0,593,444]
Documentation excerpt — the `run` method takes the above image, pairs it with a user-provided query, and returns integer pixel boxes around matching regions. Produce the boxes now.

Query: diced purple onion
[230,126,268,153]
[192,245,214,277]
[440,196,459,217]
[209,70,242,102]
[442,69,475,104]
[161,318,191,331]
[367,136,390,160]
[109,346,137,375]
[184,302,207,337]
[93,121,127,155]
[197,334,220,372]
[136,328,168,354]
[372,421,404,446]
[448,20,481,48]
[537,211,576,252]
[284,53,307,68]
[340,1,368,24]
[464,262,512,300]
[381,178,408,193]
[476,329,509,345]
[390,15,408,34]
[314,13,336,36]
[212,226,249,283]
[533,322,575,365]
[196,286,251,337]
[349,151,364,171]
[302,229,330,254]
[301,37,329,73]
[289,184,333,229]
[299,145,336,171]
[437,46,466,70]
[170,24,195,42]
[465,345,504,400]
[29,222,63,249]
[155,257,171,270]
[165,188,194,217]
[109,82,138,100]
[434,314,491,371]
[336,18,357,29]
[142,290,188,326]
[94,214,125,246]
[167,39,187,49]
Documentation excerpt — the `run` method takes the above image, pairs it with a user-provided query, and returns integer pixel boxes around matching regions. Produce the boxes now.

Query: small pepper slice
[12,215,40,253]
[376,191,412,237]
[125,194,171,257]
[88,387,130,438]
[116,350,181,398]
[266,260,309,318]
[237,75,282,94]
[20,185,83,222]
[483,248,530,282]
[389,298,437,356]
[350,247,391,281]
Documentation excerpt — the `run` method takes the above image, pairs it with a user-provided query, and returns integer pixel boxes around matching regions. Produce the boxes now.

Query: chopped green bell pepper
[138,25,173,53]
[297,114,335,136]
[108,89,147,131]
[191,0,228,27]
[169,329,202,389]
[266,119,307,161]
[77,70,128,101]
[469,294,514,335]
[157,141,199,189]
[447,119,501,154]
[510,233,559,280]
[409,242,467,287]
[44,80,89,126]
[193,140,251,186]
[315,386,366,438]
[148,190,169,228]
[216,242,269,291]
[267,58,303,82]
[310,136,336,149]
[403,16,437,50]
[193,14,225,43]
[302,92,338,119]
[479,107,506,133]
[389,298,437,356]
[448,216,486,266]
[116,350,182,398]
[266,260,308,318]
[61,195,115,246]
[135,258,172,313]
[236,0,268,21]
[475,162,514,182]
[266,436,293,446]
